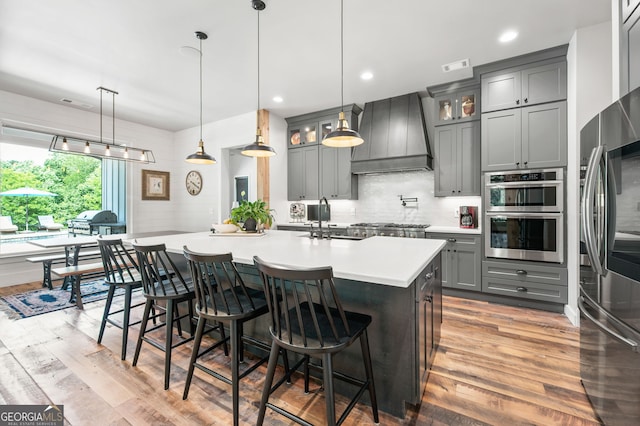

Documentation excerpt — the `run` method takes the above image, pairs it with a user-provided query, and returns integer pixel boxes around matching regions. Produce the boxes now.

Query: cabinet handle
[424,295,433,303]
[452,190,455,194]
[524,161,528,166]
[516,287,528,292]
[524,98,528,103]
[516,99,520,105]
[425,272,434,280]
[447,238,457,242]
[516,270,528,275]
[516,162,520,166]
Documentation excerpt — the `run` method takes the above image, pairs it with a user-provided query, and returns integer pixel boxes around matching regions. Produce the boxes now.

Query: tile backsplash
[308,170,482,227]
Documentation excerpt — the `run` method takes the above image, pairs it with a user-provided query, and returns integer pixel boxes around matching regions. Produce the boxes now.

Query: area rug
[0,280,126,320]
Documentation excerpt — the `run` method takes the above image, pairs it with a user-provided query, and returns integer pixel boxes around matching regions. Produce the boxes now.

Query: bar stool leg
[121,286,132,361]
[164,299,175,390]
[322,353,336,426]
[360,330,379,423]
[133,298,153,367]
[98,286,116,344]
[257,341,280,426]
[230,320,240,426]
[183,315,207,400]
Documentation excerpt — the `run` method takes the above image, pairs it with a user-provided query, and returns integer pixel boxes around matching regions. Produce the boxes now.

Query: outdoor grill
[68,210,124,236]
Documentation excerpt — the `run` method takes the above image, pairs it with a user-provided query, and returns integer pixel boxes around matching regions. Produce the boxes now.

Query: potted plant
[229,199,274,232]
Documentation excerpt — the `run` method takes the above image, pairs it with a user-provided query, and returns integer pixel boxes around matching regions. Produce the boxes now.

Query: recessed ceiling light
[360,71,373,80]
[273,96,283,103]
[499,30,518,43]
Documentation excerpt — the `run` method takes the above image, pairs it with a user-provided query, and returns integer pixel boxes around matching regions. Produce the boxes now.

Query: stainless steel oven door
[485,212,564,263]
[485,181,564,212]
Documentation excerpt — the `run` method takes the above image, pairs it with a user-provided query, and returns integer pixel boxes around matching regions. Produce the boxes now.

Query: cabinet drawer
[482,260,567,286]
[482,276,567,303]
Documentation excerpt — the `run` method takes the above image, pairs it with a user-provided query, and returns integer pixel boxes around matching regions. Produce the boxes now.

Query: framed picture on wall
[142,169,170,200]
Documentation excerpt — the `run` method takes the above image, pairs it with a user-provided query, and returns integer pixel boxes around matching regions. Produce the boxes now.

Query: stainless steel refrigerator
[579,86,640,425]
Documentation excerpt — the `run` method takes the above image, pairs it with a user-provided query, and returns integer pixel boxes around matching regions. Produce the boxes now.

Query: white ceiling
[0,0,610,132]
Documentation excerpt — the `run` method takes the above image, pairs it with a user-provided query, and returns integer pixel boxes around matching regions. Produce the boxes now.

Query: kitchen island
[129,230,446,417]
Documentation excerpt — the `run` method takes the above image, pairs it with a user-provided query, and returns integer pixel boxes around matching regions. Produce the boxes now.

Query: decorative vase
[243,218,257,232]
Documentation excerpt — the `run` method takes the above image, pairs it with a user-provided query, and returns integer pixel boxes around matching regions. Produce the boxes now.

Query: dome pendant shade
[241,129,276,157]
[186,139,216,164]
[186,31,216,165]
[322,111,364,147]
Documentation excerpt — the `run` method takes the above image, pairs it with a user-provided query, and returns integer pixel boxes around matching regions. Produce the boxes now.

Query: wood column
[256,108,270,206]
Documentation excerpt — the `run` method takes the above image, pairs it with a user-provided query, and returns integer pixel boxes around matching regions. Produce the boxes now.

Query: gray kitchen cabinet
[320,144,357,200]
[416,255,441,392]
[287,105,361,201]
[434,121,480,196]
[482,259,568,304]
[426,233,481,291]
[433,86,480,125]
[621,2,640,95]
[287,145,319,201]
[482,61,567,113]
[482,101,567,171]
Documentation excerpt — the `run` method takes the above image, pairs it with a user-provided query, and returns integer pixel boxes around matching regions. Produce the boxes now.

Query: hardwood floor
[0,286,600,425]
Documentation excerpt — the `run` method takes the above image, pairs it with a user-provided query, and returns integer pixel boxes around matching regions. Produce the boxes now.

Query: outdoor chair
[0,216,18,233]
[38,215,63,231]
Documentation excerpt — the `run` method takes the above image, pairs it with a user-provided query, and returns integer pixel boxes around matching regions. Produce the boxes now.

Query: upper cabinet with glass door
[288,122,318,148]
[433,86,480,126]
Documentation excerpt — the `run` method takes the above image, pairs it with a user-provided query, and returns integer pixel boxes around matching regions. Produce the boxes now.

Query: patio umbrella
[0,187,57,232]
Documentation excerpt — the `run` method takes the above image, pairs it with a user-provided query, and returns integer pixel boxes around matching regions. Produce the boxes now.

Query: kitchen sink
[300,233,363,241]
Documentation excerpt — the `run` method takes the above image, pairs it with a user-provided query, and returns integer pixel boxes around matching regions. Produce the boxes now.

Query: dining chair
[132,242,197,390]
[253,256,379,426]
[97,236,145,360]
[182,247,287,426]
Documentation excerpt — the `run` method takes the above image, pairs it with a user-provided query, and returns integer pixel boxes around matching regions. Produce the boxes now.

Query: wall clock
[185,170,203,196]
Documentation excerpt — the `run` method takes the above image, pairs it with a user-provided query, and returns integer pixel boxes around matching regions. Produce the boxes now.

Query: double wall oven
[484,168,564,263]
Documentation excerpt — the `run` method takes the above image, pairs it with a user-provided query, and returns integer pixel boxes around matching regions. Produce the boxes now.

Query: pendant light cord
[112,91,115,146]
[199,36,203,142]
[340,0,344,111]
[99,88,103,143]
[257,10,261,126]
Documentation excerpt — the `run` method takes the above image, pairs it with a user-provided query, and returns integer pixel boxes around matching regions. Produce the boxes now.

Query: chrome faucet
[317,196,330,239]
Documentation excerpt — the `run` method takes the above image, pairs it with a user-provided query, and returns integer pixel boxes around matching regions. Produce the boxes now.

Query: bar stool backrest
[253,256,352,351]
[133,242,190,298]
[183,247,258,317]
[97,237,140,285]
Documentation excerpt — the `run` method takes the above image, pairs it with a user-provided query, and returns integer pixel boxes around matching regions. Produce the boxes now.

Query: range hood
[351,92,433,174]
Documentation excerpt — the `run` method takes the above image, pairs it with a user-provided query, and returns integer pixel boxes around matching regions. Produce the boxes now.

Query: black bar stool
[132,242,198,390]
[96,237,145,360]
[253,256,379,426]
[182,247,288,426]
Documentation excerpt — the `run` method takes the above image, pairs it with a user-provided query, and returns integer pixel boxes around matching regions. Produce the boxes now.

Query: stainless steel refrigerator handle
[578,295,638,352]
[581,146,605,275]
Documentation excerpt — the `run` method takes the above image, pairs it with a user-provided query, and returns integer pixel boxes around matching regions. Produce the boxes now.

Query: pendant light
[322,0,364,148]
[186,31,216,164]
[241,1,276,158]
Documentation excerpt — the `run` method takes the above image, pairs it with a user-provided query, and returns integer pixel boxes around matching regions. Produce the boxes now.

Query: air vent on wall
[442,58,470,73]
[59,98,93,109]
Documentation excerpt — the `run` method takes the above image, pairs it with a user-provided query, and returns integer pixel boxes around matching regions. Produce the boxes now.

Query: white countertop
[425,226,482,235]
[129,230,446,289]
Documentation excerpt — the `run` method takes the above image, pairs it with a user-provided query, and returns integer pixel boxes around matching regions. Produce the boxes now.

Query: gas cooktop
[347,223,430,238]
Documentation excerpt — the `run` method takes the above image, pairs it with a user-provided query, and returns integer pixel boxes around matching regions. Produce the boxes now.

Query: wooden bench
[51,262,105,309]
[26,249,102,290]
